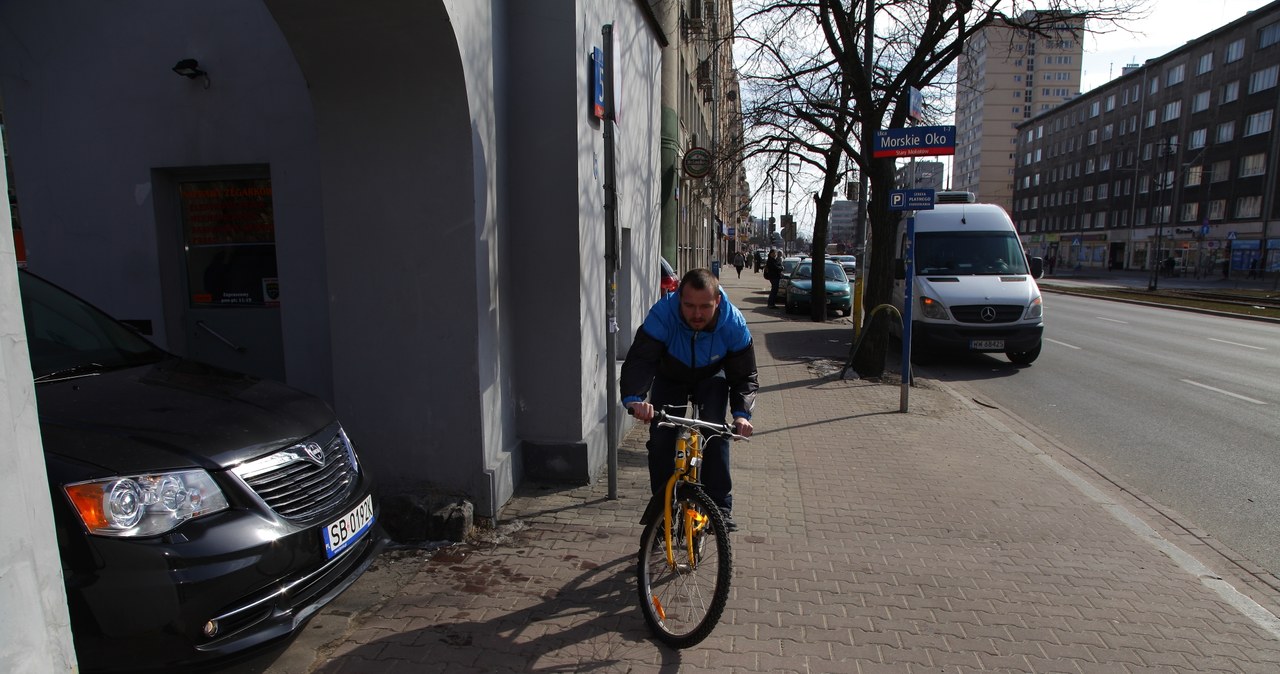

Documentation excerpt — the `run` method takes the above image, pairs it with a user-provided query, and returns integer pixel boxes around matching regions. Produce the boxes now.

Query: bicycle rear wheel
[636,486,732,648]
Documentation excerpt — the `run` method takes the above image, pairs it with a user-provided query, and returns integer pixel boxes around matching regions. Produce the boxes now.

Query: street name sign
[874,126,956,158]
[888,189,935,211]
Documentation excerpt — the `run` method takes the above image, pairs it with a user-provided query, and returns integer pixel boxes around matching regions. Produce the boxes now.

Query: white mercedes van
[892,192,1044,364]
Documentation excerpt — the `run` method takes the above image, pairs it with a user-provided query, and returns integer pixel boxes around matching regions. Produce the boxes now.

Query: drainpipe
[660,0,680,266]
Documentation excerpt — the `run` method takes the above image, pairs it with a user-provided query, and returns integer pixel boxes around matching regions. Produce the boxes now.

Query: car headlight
[64,469,229,537]
[1024,294,1043,320]
[790,285,810,296]
[919,295,949,320]
[831,289,850,297]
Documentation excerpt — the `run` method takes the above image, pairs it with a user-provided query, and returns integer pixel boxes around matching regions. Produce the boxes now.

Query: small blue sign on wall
[888,189,935,211]
[592,47,606,119]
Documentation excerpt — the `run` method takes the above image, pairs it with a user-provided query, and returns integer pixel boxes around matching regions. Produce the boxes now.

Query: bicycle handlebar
[626,406,750,442]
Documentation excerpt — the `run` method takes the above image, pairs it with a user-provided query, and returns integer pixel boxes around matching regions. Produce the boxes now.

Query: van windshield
[915,231,1030,275]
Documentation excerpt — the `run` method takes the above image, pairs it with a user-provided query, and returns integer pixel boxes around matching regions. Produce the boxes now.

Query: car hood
[37,357,336,480]
[791,278,850,292]
[917,274,1039,305]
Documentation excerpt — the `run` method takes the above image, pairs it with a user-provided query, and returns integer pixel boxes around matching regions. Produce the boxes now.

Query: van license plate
[323,494,375,558]
[970,340,1004,351]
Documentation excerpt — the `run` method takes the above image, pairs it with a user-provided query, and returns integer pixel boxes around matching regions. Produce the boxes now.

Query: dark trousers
[645,373,733,514]
[767,277,780,306]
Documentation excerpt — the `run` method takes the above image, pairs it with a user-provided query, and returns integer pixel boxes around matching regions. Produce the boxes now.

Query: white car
[830,254,857,276]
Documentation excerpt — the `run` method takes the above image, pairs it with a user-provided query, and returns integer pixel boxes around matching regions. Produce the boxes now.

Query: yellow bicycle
[634,408,745,648]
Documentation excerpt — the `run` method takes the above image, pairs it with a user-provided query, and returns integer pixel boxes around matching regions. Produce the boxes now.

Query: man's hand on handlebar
[627,401,654,423]
[732,417,753,439]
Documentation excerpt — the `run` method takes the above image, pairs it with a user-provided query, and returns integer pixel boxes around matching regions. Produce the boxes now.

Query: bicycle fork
[661,430,707,567]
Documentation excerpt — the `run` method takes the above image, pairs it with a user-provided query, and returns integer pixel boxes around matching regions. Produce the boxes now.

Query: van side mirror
[1029,257,1044,279]
[894,259,906,280]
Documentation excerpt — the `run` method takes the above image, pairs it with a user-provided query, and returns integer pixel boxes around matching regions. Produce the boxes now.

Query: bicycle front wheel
[636,486,732,648]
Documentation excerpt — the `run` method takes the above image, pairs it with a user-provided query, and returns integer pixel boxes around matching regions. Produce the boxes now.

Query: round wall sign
[682,147,713,178]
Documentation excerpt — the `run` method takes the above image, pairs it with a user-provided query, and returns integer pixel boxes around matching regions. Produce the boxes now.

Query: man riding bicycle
[621,268,758,532]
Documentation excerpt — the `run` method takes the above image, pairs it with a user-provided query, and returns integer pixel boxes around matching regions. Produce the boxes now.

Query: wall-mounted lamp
[172,59,205,78]
[172,58,211,88]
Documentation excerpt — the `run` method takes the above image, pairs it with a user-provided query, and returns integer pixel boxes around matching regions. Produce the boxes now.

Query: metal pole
[602,24,619,500]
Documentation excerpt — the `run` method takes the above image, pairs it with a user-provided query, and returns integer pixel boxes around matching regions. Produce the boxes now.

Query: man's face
[680,285,720,331]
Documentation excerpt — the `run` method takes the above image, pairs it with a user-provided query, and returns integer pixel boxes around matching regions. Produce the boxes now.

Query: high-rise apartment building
[954,11,1085,212]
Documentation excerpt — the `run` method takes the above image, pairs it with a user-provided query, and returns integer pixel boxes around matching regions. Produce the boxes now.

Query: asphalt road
[924,292,1280,581]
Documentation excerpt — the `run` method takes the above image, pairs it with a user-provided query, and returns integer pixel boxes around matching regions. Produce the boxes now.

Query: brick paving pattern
[271,269,1280,673]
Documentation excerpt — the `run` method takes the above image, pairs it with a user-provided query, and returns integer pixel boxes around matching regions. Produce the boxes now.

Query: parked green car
[784,261,852,316]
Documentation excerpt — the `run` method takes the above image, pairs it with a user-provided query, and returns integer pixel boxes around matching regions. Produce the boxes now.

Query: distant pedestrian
[1247,258,1259,279]
[764,250,783,308]
[732,251,745,278]
[1046,254,1056,275]
[1222,258,1230,279]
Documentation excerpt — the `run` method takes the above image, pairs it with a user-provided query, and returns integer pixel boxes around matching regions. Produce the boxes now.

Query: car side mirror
[1030,257,1044,279]
[894,259,906,280]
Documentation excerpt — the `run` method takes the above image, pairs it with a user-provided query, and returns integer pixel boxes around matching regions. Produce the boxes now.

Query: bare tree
[736,0,1141,376]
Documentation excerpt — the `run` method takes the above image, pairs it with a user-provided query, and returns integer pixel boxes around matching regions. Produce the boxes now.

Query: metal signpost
[876,123,954,412]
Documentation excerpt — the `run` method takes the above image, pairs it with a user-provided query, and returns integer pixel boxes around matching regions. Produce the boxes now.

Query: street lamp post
[1149,140,1178,291]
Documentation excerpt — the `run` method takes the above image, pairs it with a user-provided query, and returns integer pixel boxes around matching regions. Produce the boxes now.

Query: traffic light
[781,214,795,241]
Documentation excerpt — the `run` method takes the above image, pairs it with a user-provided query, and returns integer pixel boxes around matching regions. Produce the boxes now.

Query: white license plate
[323,494,375,559]
[970,340,1005,351]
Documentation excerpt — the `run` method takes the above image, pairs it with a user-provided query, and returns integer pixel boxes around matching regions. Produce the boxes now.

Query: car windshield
[19,271,166,380]
[782,259,801,274]
[793,262,848,282]
[915,231,1030,275]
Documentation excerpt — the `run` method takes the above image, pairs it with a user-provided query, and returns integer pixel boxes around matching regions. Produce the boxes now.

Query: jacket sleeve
[619,326,665,405]
[723,339,758,419]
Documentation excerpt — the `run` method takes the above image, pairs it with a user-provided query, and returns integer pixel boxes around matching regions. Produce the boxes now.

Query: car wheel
[1007,343,1042,365]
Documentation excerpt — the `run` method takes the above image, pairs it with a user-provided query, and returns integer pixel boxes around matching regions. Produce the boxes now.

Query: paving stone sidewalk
[254,268,1280,673]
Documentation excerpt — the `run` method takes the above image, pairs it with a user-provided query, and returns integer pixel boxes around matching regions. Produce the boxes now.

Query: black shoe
[721,512,738,533]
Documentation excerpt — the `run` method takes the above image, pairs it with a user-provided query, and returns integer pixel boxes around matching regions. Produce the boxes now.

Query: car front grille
[950,305,1025,323]
[232,427,360,522]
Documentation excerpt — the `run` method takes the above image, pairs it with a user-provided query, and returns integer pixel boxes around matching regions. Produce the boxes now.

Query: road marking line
[1208,337,1267,351]
[1046,338,1081,350]
[1095,316,1128,324]
[1180,379,1268,405]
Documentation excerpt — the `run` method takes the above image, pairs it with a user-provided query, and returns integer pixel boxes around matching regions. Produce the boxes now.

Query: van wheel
[1007,343,1041,365]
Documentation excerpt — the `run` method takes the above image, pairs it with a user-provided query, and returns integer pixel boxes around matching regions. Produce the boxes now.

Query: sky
[1080,0,1273,92]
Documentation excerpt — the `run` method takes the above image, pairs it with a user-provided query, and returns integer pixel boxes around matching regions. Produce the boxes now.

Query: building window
[1249,65,1279,93]
[1240,153,1266,177]
[1188,128,1207,149]
[1098,182,1109,199]
[1162,100,1182,121]
[1088,129,1098,145]
[1226,38,1245,63]
[1185,165,1203,186]
[1261,21,1280,49]
[1197,52,1213,75]
[1211,160,1230,182]
[1236,195,1262,218]
[1181,203,1199,222]
[1222,80,1240,103]
[1217,120,1236,143]
[1146,109,1157,127]
[1139,175,1150,193]
[1166,64,1185,86]
[1106,94,1116,111]
[1099,154,1111,171]
[1245,109,1273,136]
[1149,77,1159,94]
[1135,209,1146,227]
[1209,199,1226,219]
[1192,90,1210,113]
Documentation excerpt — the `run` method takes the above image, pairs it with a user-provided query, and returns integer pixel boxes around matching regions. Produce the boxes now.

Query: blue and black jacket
[620,288,758,419]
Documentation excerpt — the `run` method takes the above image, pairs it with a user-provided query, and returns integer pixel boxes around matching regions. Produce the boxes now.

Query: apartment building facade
[1012,0,1280,276]
[955,11,1084,213]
